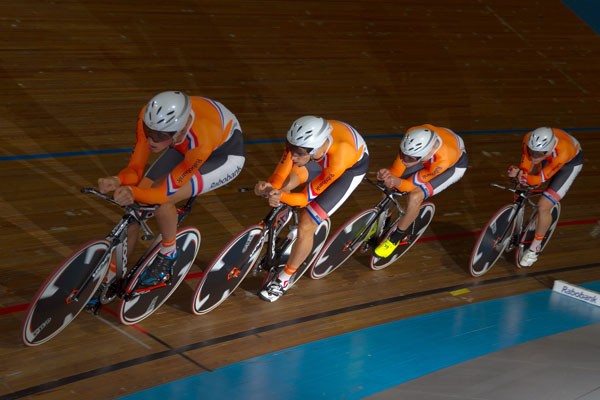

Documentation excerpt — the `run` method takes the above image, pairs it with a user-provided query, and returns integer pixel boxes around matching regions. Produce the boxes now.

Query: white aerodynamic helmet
[527,127,557,153]
[286,116,332,154]
[400,128,439,159]
[143,91,191,134]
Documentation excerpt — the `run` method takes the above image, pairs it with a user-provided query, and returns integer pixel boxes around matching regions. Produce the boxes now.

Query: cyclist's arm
[130,133,217,204]
[518,137,533,176]
[279,164,344,207]
[279,146,352,207]
[389,155,410,191]
[526,156,567,186]
[389,154,451,192]
[117,114,151,185]
[268,150,293,189]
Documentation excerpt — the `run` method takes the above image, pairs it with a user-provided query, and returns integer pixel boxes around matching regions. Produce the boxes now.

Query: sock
[278,264,296,283]
[529,233,544,253]
[160,238,177,257]
[389,228,407,243]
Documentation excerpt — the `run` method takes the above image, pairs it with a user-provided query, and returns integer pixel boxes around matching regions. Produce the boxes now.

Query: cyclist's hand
[376,168,390,181]
[506,165,520,178]
[254,181,272,197]
[113,186,134,206]
[267,189,282,207]
[377,168,399,189]
[98,176,121,193]
[518,170,529,186]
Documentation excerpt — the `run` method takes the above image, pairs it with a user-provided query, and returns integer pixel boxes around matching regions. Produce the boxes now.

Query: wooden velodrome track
[1,1,599,399]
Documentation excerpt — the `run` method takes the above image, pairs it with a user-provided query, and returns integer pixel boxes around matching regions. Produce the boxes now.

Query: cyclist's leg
[521,152,582,266]
[534,197,554,241]
[287,211,318,268]
[143,147,187,243]
[291,161,368,274]
[142,133,245,285]
[400,189,426,230]
[134,148,188,285]
[408,151,467,231]
[260,154,368,301]
[537,151,583,242]
[297,154,368,271]
[376,152,467,257]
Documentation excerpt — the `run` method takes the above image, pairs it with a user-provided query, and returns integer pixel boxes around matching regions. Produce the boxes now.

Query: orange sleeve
[117,110,150,186]
[279,142,355,207]
[389,155,407,178]
[389,155,415,192]
[129,119,221,204]
[524,152,569,187]
[268,150,294,189]
[519,133,570,186]
[519,134,533,176]
[390,154,452,193]
[267,150,310,190]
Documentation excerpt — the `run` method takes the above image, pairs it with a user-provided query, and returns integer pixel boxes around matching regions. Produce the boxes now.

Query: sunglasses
[143,124,176,143]
[286,142,313,156]
[399,151,422,163]
[527,148,548,159]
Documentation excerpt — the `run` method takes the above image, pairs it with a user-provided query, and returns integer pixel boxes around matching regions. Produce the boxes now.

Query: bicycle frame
[489,182,542,252]
[68,188,197,304]
[343,177,406,254]
[254,204,298,275]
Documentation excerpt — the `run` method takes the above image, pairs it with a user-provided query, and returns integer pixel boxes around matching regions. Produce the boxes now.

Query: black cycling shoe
[139,251,178,287]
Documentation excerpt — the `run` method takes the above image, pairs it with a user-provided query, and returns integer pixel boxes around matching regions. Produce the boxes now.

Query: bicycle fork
[359,196,403,253]
[497,206,524,253]
[66,215,134,306]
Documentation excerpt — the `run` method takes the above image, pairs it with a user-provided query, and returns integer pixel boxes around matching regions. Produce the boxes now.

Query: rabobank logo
[560,286,598,304]
[553,280,600,308]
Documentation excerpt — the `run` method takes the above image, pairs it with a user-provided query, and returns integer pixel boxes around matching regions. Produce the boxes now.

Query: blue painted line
[118,281,600,400]
[0,148,132,161]
[562,0,600,35]
[1,127,598,162]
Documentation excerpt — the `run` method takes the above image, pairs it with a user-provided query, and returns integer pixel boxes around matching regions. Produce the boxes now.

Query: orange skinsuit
[519,128,581,186]
[116,97,236,204]
[389,124,464,196]
[268,120,367,207]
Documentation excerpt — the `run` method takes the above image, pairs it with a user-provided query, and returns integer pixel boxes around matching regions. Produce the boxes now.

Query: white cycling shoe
[519,249,538,267]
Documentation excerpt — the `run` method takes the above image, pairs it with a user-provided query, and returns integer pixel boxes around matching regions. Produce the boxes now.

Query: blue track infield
[119,281,600,400]
[562,0,600,35]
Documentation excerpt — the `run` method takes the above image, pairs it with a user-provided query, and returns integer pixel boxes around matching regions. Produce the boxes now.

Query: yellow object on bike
[374,239,399,258]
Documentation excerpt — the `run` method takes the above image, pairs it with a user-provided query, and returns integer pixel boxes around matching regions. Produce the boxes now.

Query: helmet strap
[171,113,194,146]
[311,136,331,159]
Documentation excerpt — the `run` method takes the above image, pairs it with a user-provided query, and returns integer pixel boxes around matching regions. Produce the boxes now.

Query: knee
[537,198,554,213]
[298,215,318,238]
[155,202,176,216]
[407,190,425,208]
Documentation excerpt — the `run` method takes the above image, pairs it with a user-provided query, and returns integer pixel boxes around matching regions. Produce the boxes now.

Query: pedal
[85,297,101,315]
[360,237,378,254]
[100,279,118,305]
[253,259,267,276]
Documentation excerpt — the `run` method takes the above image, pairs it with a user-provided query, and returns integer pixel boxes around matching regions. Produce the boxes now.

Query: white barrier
[552,280,600,307]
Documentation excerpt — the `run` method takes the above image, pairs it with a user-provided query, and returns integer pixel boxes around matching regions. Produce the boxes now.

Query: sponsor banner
[552,280,600,307]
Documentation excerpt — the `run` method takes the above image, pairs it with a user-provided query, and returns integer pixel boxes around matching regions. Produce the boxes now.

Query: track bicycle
[469,181,561,277]
[22,188,201,346]
[310,177,436,278]
[191,204,330,315]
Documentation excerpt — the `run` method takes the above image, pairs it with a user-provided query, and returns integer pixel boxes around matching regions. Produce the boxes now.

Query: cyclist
[97,91,245,287]
[254,116,369,302]
[374,124,468,258]
[507,127,583,267]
